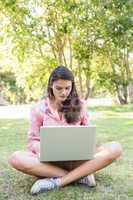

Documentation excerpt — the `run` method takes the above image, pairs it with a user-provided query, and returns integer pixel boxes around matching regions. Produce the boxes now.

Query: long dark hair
[47,66,81,123]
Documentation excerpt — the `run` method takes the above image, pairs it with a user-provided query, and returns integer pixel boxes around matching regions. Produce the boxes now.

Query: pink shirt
[27,97,89,152]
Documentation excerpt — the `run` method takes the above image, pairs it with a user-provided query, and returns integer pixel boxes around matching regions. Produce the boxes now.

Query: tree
[0,0,133,104]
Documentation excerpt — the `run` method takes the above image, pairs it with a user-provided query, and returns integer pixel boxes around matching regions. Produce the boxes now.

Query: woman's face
[52,79,72,102]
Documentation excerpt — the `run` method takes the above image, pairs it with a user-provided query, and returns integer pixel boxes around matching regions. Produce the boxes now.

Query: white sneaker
[30,177,61,195]
[77,174,96,187]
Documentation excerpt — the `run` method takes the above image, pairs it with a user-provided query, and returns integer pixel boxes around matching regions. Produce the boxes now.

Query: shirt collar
[45,97,64,121]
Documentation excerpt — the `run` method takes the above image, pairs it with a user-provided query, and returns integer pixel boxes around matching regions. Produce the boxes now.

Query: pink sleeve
[27,103,44,151]
[80,100,89,125]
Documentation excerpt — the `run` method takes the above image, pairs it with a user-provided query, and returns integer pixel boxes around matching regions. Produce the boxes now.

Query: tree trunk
[128,83,133,103]
[84,77,92,100]
[84,62,92,100]
[115,84,128,104]
[77,60,83,98]
[68,35,73,70]
[108,51,128,104]
[46,25,58,61]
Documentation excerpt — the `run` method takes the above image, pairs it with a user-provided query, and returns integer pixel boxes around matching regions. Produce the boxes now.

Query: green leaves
[0,0,133,103]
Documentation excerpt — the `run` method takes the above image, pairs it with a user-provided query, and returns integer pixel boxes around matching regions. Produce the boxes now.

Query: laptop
[40,125,96,162]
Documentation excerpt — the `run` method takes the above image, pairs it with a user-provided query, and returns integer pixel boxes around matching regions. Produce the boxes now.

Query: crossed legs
[9,141,122,187]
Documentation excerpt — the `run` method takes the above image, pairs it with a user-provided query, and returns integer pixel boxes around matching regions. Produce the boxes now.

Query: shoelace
[33,178,60,193]
[38,179,56,192]
[77,175,96,186]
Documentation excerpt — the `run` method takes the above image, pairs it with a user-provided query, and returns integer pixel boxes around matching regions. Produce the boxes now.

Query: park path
[0,104,30,118]
[0,98,105,119]
[0,98,132,119]
[0,104,101,119]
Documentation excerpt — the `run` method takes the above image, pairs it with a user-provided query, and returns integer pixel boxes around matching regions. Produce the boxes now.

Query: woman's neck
[49,99,61,111]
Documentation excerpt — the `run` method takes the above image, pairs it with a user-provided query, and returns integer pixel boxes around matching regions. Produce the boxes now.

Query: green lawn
[0,105,133,200]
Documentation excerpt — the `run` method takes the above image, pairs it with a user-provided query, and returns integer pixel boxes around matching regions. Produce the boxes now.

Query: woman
[9,66,122,194]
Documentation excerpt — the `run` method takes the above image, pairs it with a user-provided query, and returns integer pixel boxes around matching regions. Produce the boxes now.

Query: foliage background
[0,0,133,104]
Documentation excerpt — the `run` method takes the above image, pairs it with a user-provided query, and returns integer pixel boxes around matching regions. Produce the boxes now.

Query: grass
[0,105,133,200]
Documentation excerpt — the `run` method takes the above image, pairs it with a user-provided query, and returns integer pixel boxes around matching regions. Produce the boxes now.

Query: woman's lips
[59,96,66,98]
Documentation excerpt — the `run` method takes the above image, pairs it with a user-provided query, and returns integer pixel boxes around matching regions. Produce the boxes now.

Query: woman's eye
[56,87,71,91]
[56,87,62,90]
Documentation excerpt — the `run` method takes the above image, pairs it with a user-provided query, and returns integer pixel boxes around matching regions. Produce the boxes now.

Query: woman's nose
[61,89,66,95]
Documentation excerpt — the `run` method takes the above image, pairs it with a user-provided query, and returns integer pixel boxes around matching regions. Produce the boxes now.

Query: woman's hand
[32,141,40,158]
